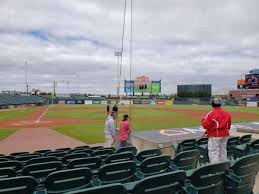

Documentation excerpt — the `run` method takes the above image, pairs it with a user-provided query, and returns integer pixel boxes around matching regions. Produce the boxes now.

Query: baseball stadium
[0,1,259,194]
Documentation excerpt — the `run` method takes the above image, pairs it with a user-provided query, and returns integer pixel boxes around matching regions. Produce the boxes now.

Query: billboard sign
[245,74,259,89]
[66,100,76,104]
[151,81,161,93]
[157,100,166,105]
[101,100,108,105]
[124,80,134,93]
[84,100,92,105]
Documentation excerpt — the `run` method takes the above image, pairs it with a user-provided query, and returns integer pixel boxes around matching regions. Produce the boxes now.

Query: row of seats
[0,153,258,194]
[0,94,46,106]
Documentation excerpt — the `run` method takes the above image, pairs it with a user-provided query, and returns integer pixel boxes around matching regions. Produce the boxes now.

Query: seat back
[228,137,240,147]
[34,149,51,155]
[98,161,137,184]
[250,139,259,150]
[26,156,58,166]
[69,149,93,155]
[105,152,134,164]
[172,150,199,170]
[132,170,186,194]
[140,155,171,176]
[226,153,259,194]
[0,168,16,179]
[45,168,92,193]
[197,138,208,146]
[63,183,127,194]
[0,158,9,162]
[176,139,197,153]
[136,149,162,162]
[15,154,41,162]
[92,149,114,160]
[47,151,68,158]
[239,135,252,144]
[75,145,90,149]
[10,152,29,156]
[116,146,137,155]
[0,161,22,171]
[90,146,103,150]
[62,153,89,164]
[55,147,71,152]
[22,161,63,179]
[0,176,38,194]
[68,157,101,170]
[188,161,230,194]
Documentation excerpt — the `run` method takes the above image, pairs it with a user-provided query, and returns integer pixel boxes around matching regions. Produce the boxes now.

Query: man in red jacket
[202,98,231,163]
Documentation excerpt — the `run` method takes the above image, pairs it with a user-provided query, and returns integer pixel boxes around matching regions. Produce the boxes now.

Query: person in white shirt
[104,111,116,148]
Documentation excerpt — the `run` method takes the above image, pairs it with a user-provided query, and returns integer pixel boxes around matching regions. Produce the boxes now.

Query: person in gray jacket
[104,111,116,147]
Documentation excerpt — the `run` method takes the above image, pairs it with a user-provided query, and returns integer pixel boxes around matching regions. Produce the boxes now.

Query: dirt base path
[0,128,86,155]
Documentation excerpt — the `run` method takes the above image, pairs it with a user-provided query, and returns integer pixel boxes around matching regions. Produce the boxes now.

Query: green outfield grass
[0,107,36,120]
[52,104,259,144]
[0,128,16,141]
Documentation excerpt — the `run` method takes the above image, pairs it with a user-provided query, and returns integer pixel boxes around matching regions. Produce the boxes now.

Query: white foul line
[36,106,50,123]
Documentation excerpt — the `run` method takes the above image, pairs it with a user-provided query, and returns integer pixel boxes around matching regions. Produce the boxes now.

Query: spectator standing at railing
[202,98,231,163]
[119,114,133,148]
[104,111,116,148]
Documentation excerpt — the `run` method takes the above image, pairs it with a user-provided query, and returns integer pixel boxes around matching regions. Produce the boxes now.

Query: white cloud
[0,0,258,94]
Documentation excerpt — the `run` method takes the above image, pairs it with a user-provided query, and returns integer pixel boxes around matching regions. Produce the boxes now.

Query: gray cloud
[0,0,258,94]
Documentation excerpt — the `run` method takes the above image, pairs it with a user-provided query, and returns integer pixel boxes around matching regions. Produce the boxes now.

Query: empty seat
[90,146,103,150]
[67,157,101,170]
[75,145,90,149]
[64,183,127,194]
[0,176,38,194]
[97,161,142,185]
[171,150,199,170]
[92,149,114,160]
[15,154,41,162]
[55,148,71,152]
[0,168,16,179]
[68,149,93,156]
[116,146,137,155]
[25,156,58,166]
[105,152,134,164]
[47,151,68,158]
[227,137,240,159]
[140,155,171,176]
[130,170,197,194]
[62,153,89,164]
[233,139,259,159]
[43,168,92,194]
[187,161,230,194]
[34,149,52,155]
[225,153,259,194]
[239,135,252,145]
[172,139,197,154]
[197,137,208,146]
[136,149,161,163]
[0,158,9,162]
[0,161,22,171]
[22,161,63,180]
[10,151,29,156]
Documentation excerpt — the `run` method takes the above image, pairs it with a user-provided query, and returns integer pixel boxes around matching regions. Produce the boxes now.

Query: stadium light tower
[114,50,122,97]
[25,60,29,94]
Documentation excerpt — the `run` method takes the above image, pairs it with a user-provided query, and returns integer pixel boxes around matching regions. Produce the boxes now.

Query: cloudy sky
[0,0,258,94]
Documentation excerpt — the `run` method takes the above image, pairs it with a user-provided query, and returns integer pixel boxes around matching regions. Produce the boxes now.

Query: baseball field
[0,104,259,144]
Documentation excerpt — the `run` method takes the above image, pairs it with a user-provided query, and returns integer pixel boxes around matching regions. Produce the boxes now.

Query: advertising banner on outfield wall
[101,100,108,105]
[133,100,142,104]
[142,100,149,104]
[149,100,156,104]
[157,100,166,105]
[110,100,117,105]
[66,100,76,104]
[119,100,131,105]
[58,100,65,104]
[76,100,84,104]
[165,100,173,105]
[92,100,101,104]
[84,100,93,105]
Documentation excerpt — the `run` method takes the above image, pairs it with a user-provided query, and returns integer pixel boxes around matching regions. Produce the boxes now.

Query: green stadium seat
[233,139,259,159]
[0,158,9,162]
[62,153,89,164]
[129,170,197,194]
[67,157,101,170]
[10,151,29,156]
[0,168,16,179]
[0,176,38,194]
[64,183,127,194]
[97,161,142,185]
[15,154,41,162]
[68,148,93,156]
[55,148,71,152]
[22,161,63,180]
[225,153,259,194]
[227,137,240,159]
[75,145,90,149]
[136,149,162,163]
[25,156,58,166]
[34,149,52,155]
[90,146,103,150]
[104,152,135,164]
[172,139,197,154]
[238,135,252,145]
[92,149,114,161]
[47,151,68,158]
[116,146,137,155]
[0,161,22,171]
[196,137,208,146]
[171,150,199,171]
[43,168,93,194]
[187,161,230,194]
[140,155,171,176]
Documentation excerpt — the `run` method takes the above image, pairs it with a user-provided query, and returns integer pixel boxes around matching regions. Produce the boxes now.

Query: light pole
[25,60,29,94]
[114,51,122,97]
